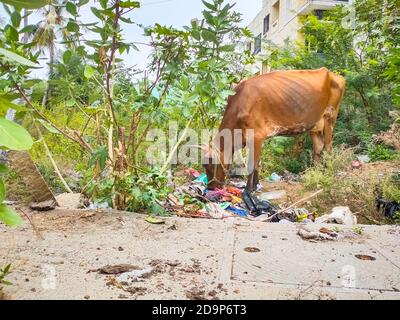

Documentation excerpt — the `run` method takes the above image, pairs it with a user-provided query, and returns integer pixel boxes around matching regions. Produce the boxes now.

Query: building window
[263,14,270,34]
[272,0,280,24]
[254,33,261,55]
[246,41,252,52]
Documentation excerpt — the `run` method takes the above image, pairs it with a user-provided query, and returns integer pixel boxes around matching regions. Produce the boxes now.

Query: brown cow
[203,67,346,191]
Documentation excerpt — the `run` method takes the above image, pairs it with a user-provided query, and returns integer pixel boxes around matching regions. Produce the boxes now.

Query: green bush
[260,136,312,177]
[383,173,400,203]
[368,144,397,162]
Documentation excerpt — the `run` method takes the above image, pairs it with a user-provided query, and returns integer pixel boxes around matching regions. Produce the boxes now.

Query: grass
[302,147,399,224]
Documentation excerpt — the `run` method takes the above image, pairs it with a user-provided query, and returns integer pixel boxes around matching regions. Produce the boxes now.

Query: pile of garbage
[164,169,278,220]
[164,168,358,227]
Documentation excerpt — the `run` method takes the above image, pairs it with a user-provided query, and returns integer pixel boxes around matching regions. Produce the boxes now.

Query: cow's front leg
[246,139,262,192]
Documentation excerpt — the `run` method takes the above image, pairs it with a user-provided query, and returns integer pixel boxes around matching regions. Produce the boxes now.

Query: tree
[0,0,50,226]
[260,0,399,152]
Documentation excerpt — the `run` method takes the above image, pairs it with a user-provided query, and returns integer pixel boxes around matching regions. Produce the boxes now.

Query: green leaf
[78,0,90,6]
[219,44,235,52]
[0,204,23,227]
[120,1,140,8]
[0,164,8,174]
[0,96,28,113]
[36,119,60,134]
[145,216,165,224]
[89,146,107,170]
[66,2,78,16]
[192,29,201,40]
[84,65,95,79]
[99,0,107,8]
[90,7,103,20]
[5,25,19,42]
[10,11,21,27]
[63,50,72,64]
[0,179,5,203]
[19,24,37,34]
[0,47,38,67]
[202,29,217,43]
[0,118,33,150]
[203,11,215,25]
[66,21,79,33]
[0,0,47,9]
[202,1,217,11]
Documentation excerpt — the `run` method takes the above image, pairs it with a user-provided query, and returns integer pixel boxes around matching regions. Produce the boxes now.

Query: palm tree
[31,1,70,106]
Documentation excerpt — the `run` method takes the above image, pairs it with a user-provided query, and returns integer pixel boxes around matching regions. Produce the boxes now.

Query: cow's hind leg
[310,128,325,163]
[246,139,262,192]
[323,106,337,154]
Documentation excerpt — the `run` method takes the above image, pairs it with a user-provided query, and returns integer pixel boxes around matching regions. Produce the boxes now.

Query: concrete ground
[1,209,400,300]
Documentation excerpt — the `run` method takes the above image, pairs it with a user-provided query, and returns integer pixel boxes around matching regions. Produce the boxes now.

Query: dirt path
[1,209,400,300]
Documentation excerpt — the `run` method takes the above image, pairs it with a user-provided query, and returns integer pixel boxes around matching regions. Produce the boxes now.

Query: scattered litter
[282,170,300,182]
[377,198,400,218]
[243,190,277,217]
[259,190,286,201]
[229,180,247,189]
[227,194,242,204]
[357,155,370,164]
[219,202,231,210]
[88,201,110,210]
[185,287,206,300]
[269,208,312,223]
[116,267,154,285]
[184,168,200,178]
[29,200,57,211]
[176,208,210,219]
[297,226,338,241]
[297,225,360,242]
[145,216,165,224]
[244,247,260,253]
[319,227,339,238]
[194,173,208,185]
[205,188,228,202]
[355,254,376,261]
[278,219,293,225]
[80,212,96,219]
[267,172,281,182]
[351,160,362,169]
[90,264,139,275]
[226,206,248,217]
[225,186,242,197]
[206,203,232,219]
[315,206,357,226]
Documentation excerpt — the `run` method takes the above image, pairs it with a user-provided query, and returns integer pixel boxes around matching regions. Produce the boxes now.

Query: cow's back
[221,68,334,136]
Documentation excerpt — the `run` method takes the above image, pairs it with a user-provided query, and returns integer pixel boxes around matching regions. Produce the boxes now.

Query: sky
[107,0,262,70]
[0,0,262,75]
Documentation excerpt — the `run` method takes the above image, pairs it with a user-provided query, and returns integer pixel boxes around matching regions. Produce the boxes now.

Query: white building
[247,0,353,74]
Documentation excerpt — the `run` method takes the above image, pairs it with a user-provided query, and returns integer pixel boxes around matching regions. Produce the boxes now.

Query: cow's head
[200,145,226,190]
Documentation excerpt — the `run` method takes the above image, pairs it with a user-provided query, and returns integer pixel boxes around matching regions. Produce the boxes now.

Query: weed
[0,264,12,299]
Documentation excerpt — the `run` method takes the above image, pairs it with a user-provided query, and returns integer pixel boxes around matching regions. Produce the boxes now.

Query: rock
[316,206,357,226]
[29,200,57,211]
[56,193,85,210]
